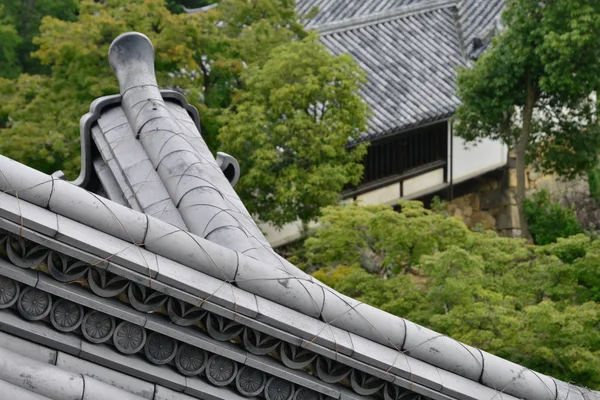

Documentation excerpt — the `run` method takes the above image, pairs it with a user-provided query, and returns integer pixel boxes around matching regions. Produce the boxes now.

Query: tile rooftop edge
[0,268,448,399]
[0,216,458,399]
[308,0,457,35]
[0,161,598,399]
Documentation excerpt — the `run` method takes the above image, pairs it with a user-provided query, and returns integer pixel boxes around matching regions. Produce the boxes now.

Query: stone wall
[528,171,600,231]
[445,166,600,236]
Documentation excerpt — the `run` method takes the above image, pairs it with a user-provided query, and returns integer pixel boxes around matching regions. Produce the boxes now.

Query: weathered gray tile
[144,313,247,363]
[0,378,55,400]
[36,273,147,326]
[555,379,586,400]
[202,300,302,347]
[236,254,324,319]
[185,376,251,400]
[82,375,148,400]
[339,387,376,400]
[56,215,157,278]
[0,258,39,287]
[96,104,128,133]
[0,346,84,400]
[50,179,148,244]
[156,253,257,318]
[0,330,57,365]
[256,296,353,355]
[80,342,186,391]
[111,135,148,171]
[93,158,128,207]
[56,352,154,399]
[348,333,404,375]
[145,216,238,281]
[438,366,521,400]
[246,353,341,398]
[330,351,395,384]
[393,354,444,392]
[403,320,483,381]
[0,309,82,356]
[144,200,187,229]
[480,351,556,400]
[322,289,404,352]
[0,218,110,270]
[387,377,456,400]
[0,191,58,237]
[0,155,54,208]
[91,124,114,162]
[154,385,198,400]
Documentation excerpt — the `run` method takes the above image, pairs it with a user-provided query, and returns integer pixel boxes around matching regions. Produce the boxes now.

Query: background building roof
[296,0,504,141]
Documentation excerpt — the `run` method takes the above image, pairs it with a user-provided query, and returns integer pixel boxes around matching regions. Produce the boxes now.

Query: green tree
[0,0,79,75]
[454,0,600,240]
[304,201,600,388]
[305,201,468,276]
[0,6,22,79]
[524,189,583,245]
[218,35,369,227]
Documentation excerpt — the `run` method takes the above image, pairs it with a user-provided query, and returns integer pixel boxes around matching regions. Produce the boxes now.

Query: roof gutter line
[310,0,457,36]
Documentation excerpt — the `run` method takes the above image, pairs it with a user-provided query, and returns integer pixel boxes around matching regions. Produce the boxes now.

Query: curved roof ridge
[310,0,456,35]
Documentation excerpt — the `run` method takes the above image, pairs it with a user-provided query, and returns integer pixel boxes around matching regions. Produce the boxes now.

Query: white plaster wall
[451,136,508,183]
[403,168,445,196]
[262,129,508,247]
[260,221,305,248]
[356,182,400,206]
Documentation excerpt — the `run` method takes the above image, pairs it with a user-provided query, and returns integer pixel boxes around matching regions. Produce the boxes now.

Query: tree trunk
[515,78,536,242]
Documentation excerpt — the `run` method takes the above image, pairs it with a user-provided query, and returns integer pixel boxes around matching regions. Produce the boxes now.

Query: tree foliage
[0,0,368,225]
[454,0,600,239]
[0,6,22,79]
[219,35,369,226]
[0,0,79,77]
[306,202,600,388]
[524,189,583,245]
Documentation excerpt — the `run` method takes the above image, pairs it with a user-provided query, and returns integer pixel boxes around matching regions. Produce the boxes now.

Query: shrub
[524,189,583,245]
[587,167,600,202]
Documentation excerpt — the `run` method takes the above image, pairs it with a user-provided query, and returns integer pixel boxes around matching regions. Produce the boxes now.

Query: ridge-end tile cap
[108,32,157,93]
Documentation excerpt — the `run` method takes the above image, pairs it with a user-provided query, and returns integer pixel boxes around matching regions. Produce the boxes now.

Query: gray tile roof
[457,0,504,48]
[0,31,598,400]
[320,6,463,139]
[298,0,420,26]
[297,0,505,141]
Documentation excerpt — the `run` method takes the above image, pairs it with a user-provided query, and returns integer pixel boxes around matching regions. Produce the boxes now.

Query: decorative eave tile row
[0,250,431,400]
[0,321,256,400]
[0,155,593,400]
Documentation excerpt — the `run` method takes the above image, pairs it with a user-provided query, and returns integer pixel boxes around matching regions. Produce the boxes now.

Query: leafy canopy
[219,35,369,226]
[306,202,600,388]
[524,189,583,245]
[454,0,600,179]
[0,0,79,77]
